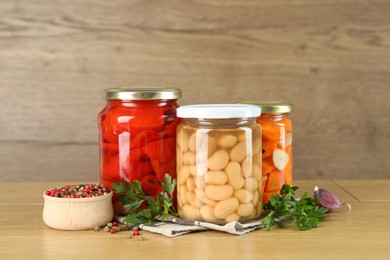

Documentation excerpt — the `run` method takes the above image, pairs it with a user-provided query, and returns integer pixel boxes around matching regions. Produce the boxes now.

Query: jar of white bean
[176,104,262,224]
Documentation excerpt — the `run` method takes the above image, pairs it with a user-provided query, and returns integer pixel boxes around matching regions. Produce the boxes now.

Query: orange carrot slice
[283,158,293,185]
[261,124,281,141]
[265,170,281,192]
[262,139,277,158]
[262,157,275,176]
[262,190,280,204]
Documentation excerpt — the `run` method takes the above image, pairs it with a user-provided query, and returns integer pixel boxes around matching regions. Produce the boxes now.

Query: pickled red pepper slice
[143,137,176,163]
[141,174,165,197]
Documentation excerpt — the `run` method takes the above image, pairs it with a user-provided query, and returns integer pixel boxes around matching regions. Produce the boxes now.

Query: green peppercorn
[104,226,110,232]
[107,223,113,228]
[93,226,100,232]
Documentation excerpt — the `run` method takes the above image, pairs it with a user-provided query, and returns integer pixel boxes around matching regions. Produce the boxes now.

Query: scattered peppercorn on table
[1,180,390,259]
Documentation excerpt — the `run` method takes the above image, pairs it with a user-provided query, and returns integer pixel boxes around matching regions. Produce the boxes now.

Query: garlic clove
[314,186,351,212]
[272,149,289,171]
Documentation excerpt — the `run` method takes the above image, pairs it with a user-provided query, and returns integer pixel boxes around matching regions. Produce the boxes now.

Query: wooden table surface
[1,180,390,259]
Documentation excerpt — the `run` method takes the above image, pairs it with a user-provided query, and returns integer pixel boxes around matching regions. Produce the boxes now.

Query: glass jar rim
[240,101,293,114]
[103,88,182,100]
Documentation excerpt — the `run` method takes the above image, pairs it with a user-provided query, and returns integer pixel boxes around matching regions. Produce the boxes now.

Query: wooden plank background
[0,0,389,181]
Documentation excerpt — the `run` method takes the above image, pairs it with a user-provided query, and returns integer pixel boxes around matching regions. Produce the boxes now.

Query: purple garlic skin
[314,186,351,211]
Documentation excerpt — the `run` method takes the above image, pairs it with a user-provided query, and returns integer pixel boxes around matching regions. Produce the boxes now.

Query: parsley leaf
[113,174,177,225]
[261,184,328,231]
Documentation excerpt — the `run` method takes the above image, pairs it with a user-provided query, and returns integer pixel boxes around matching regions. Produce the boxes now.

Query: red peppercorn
[89,184,95,190]
[110,228,116,234]
[112,221,118,227]
[133,230,140,236]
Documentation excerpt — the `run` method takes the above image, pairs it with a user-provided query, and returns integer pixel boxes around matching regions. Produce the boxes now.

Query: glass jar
[176,104,262,224]
[98,88,181,215]
[242,101,293,204]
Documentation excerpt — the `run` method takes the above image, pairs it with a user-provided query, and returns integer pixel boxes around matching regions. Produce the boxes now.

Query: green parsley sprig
[261,184,328,231]
[112,174,177,225]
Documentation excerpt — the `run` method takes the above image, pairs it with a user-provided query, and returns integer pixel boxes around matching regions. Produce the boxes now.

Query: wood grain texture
[0,0,389,181]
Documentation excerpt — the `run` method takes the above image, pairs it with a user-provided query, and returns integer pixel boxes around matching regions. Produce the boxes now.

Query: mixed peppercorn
[94,221,144,238]
[45,184,111,198]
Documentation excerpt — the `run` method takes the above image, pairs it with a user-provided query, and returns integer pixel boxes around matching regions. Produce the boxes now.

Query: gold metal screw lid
[240,101,293,114]
[103,88,182,100]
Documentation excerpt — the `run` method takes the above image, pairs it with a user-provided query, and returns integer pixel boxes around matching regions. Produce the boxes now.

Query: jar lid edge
[240,101,293,114]
[177,104,261,119]
[103,88,182,100]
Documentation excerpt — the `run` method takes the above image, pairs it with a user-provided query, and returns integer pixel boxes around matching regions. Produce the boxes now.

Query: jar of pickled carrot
[98,88,181,215]
[176,104,262,224]
[242,101,293,204]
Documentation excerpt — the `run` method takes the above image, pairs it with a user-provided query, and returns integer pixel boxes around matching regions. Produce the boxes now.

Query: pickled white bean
[182,204,200,221]
[225,162,244,190]
[252,163,262,181]
[252,190,260,206]
[234,189,252,204]
[205,136,217,156]
[177,146,183,168]
[189,165,198,176]
[186,177,196,192]
[178,166,190,185]
[225,212,240,222]
[195,188,217,206]
[183,151,196,165]
[252,137,261,156]
[177,131,189,152]
[207,150,229,171]
[237,203,254,217]
[214,197,239,219]
[256,203,262,215]
[179,185,188,205]
[230,142,247,162]
[186,192,202,208]
[247,208,257,219]
[205,171,228,185]
[241,157,252,178]
[200,205,218,223]
[205,185,233,201]
[244,177,259,191]
[188,133,197,152]
[217,134,237,148]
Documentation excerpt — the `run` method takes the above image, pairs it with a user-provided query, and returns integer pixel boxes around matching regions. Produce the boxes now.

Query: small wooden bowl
[43,191,114,230]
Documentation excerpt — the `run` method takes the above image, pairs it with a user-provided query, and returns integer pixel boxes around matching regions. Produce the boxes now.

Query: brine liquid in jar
[242,101,293,204]
[98,88,181,215]
[176,104,262,224]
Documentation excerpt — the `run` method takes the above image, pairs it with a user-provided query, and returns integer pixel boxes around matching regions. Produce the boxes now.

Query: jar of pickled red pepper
[242,101,293,204]
[176,104,262,224]
[98,88,181,215]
